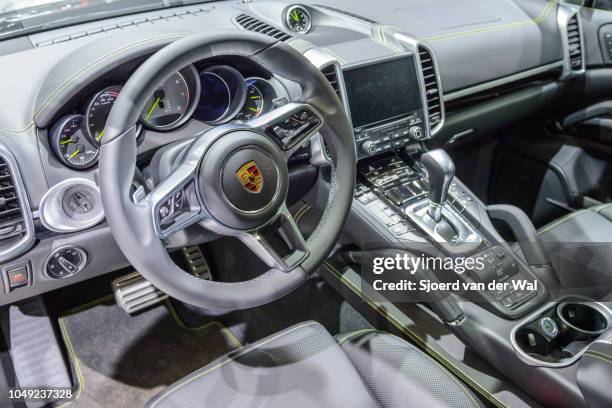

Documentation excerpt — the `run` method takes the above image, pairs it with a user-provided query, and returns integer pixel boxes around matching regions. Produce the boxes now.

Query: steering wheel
[98,32,356,311]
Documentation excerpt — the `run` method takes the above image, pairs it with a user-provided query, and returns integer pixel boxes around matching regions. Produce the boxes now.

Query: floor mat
[56,295,241,408]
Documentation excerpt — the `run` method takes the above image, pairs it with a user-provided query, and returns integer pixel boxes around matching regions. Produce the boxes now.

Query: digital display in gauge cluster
[49,62,279,170]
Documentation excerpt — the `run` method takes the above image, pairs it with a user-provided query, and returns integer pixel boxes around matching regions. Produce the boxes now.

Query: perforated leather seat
[146,321,484,408]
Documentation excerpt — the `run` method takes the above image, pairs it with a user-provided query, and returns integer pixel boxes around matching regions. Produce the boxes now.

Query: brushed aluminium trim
[394,33,445,137]
[510,296,612,368]
[0,143,35,264]
[558,4,586,80]
[444,60,564,102]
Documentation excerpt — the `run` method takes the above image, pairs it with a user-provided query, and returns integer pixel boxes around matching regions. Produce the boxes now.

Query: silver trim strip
[444,60,563,102]
[394,33,445,136]
[510,296,612,368]
[558,4,586,80]
[38,178,105,233]
[0,143,35,264]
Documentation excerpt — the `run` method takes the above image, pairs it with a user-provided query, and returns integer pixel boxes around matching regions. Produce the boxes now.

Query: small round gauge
[235,78,277,121]
[85,85,122,146]
[285,6,312,34]
[141,69,197,130]
[50,115,99,170]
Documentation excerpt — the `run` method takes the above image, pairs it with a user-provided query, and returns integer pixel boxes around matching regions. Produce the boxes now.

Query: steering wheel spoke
[250,103,324,161]
[148,162,203,240]
[236,205,308,272]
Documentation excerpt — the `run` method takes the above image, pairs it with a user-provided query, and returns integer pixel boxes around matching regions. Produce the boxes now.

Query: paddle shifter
[421,149,455,222]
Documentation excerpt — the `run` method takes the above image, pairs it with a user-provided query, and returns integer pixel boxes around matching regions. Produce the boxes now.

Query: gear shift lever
[421,149,455,222]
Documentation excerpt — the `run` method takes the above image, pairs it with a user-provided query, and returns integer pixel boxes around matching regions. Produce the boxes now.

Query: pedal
[112,272,168,314]
[182,245,212,280]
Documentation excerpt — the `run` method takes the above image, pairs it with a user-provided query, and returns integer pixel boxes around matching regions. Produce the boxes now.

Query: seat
[538,203,612,299]
[146,321,484,408]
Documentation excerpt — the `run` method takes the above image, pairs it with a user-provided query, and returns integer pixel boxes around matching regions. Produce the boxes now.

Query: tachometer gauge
[50,115,99,170]
[235,78,277,121]
[285,6,311,34]
[141,71,191,130]
[85,85,121,146]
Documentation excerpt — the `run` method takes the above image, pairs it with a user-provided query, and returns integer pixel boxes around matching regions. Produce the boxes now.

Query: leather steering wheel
[98,31,356,311]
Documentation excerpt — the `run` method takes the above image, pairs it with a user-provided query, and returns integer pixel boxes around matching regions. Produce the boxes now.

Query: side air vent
[417,45,444,133]
[0,145,34,263]
[567,14,583,71]
[321,65,343,102]
[0,156,25,241]
[314,5,378,24]
[235,14,292,42]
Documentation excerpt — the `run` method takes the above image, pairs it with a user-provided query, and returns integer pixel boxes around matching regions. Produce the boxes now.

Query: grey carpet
[57,296,239,408]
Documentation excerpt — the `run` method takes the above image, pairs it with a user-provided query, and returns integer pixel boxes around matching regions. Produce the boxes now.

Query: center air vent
[321,65,343,102]
[417,45,444,134]
[0,156,26,241]
[235,14,292,42]
[566,14,583,71]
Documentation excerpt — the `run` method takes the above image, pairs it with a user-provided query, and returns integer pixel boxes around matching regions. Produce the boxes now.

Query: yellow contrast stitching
[294,204,312,225]
[421,0,557,42]
[585,350,612,362]
[165,299,243,348]
[323,262,506,408]
[337,328,387,344]
[584,353,612,365]
[537,209,589,235]
[596,202,612,213]
[293,203,310,222]
[338,327,479,408]
[55,295,115,407]
[0,33,187,134]
[32,33,187,120]
[149,321,320,408]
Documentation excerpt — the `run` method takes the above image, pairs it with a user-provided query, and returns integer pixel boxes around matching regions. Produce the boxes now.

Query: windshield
[0,0,211,39]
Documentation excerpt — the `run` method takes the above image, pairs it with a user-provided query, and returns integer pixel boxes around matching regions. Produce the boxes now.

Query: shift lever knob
[421,149,455,222]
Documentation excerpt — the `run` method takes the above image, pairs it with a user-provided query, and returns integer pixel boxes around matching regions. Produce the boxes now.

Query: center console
[351,152,546,319]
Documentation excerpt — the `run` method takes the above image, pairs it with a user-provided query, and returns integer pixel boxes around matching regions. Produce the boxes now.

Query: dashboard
[0,0,590,305]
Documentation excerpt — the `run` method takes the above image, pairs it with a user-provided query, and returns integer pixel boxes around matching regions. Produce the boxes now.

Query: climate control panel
[354,114,425,159]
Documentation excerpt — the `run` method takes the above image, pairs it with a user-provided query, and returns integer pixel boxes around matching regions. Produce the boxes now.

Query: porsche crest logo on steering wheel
[235,160,263,193]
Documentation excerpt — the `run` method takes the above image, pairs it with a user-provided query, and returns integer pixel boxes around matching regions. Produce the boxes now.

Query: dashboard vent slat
[0,156,25,240]
[566,15,583,71]
[321,65,343,102]
[235,14,291,42]
[417,46,444,133]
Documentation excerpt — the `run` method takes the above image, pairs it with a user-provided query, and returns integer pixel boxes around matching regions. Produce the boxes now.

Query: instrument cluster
[49,64,280,170]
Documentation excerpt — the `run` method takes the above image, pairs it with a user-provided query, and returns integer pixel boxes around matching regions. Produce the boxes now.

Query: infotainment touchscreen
[343,55,423,129]
[342,55,426,158]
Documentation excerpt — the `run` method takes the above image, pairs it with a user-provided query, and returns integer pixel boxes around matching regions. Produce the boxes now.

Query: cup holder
[557,302,609,337]
[511,297,612,367]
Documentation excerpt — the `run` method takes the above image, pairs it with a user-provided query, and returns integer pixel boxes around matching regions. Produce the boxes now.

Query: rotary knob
[362,141,378,155]
[409,126,424,140]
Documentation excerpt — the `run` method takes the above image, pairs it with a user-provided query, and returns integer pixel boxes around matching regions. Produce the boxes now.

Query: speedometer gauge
[141,71,191,130]
[50,115,99,170]
[85,85,121,146]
